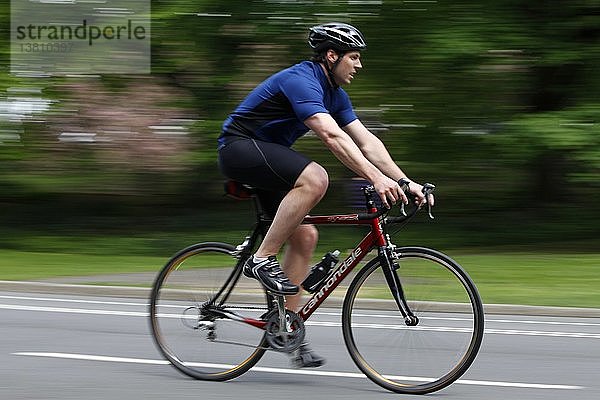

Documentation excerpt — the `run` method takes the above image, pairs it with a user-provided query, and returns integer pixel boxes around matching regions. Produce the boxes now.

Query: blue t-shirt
[219,61,358,147]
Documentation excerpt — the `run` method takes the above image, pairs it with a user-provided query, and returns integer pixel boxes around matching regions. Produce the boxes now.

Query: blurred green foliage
[0,0,599,251]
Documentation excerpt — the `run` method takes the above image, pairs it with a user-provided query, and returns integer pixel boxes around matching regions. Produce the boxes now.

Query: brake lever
[397,179,436,219]
[427,202,434,219]
[400,202,407,217]
[422,183,436,219]
[398,178,410,217]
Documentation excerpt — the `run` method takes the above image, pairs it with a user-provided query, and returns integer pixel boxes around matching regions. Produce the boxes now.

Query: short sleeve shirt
[219,61,358,147]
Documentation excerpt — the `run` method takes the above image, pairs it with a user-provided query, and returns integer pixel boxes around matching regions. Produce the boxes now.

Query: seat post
[224,180,271,231]
[251,194,269,224]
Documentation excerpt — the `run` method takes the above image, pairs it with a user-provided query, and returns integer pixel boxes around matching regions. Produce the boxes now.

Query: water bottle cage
[301,251,340,293]
[302,270,333,293]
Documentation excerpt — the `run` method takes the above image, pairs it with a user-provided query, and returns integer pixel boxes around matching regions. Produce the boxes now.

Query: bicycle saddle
[224,180,256,200]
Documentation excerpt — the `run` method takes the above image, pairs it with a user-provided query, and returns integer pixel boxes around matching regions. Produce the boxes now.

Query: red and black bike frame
[218,183,422,330]
[229,208,417,329]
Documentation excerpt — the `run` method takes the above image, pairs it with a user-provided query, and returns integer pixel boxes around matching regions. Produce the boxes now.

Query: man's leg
[282,224,319,311]
[255,162,328,259]
[282,223,326,368]
[252,163,327,368]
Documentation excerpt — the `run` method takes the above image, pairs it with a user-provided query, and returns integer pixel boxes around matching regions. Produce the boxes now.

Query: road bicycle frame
[224,184,419,330]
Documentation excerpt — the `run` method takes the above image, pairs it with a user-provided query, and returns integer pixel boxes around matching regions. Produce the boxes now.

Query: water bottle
[302,250,340,293]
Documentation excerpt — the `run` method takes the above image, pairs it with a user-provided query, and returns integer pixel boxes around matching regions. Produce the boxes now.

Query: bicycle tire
[342,246,484,394]
[149,242,270,381]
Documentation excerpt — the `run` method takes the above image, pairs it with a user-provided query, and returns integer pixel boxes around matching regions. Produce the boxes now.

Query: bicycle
[149,180,484,394]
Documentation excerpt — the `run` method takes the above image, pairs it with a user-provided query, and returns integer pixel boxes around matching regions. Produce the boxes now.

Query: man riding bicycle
[218,22,434,368]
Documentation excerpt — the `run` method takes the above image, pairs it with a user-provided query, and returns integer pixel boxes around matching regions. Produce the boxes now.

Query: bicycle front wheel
[149,242,271,381]
[342,246,484,394]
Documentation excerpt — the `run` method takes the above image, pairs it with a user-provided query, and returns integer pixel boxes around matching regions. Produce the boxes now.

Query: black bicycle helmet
[308,22,367,53]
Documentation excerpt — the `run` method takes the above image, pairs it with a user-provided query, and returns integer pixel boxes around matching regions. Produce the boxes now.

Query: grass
[454,252,600,309]
[0,250,165,280]
[0,246,599,309]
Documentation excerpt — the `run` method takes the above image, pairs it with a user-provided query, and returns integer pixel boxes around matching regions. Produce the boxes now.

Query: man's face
[330,50,363,86]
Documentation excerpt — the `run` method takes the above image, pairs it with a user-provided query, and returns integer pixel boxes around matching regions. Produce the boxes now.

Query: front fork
[379,246,419,326]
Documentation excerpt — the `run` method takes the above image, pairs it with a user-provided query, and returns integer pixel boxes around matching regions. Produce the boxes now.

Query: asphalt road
[1,290,599,400]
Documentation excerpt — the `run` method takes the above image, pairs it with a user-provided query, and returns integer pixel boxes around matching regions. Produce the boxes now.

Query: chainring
[264,310,305,353]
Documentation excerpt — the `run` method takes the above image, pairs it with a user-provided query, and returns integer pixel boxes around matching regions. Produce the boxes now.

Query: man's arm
[342,119,408,181]
[304,113,405,208]
[342,119,432,206]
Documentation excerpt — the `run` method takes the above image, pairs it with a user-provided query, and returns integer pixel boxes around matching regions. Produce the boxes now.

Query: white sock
[253,254,268,263]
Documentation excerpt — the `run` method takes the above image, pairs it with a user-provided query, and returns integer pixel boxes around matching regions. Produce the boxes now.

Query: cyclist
[218,22,433,367]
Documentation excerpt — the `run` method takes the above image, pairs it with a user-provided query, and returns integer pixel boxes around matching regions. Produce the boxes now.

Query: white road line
[0,303,148,317]
[2,294,599,327]
[306,320,600,338]
[0,294,149,307]
[322,311,600,327]
[12,352,583,390]
[2,303,600,339]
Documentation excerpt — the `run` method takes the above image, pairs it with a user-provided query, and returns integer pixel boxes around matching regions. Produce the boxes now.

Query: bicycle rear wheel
[149,242,271,381]
[342,246,484,394]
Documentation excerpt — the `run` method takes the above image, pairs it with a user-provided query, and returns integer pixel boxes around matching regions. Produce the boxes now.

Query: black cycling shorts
[218,136,312,217]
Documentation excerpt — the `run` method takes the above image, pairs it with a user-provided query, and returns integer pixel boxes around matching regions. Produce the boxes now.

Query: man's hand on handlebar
[398,178,435,208]
[370,175,435,212]
[373,175,408,209]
